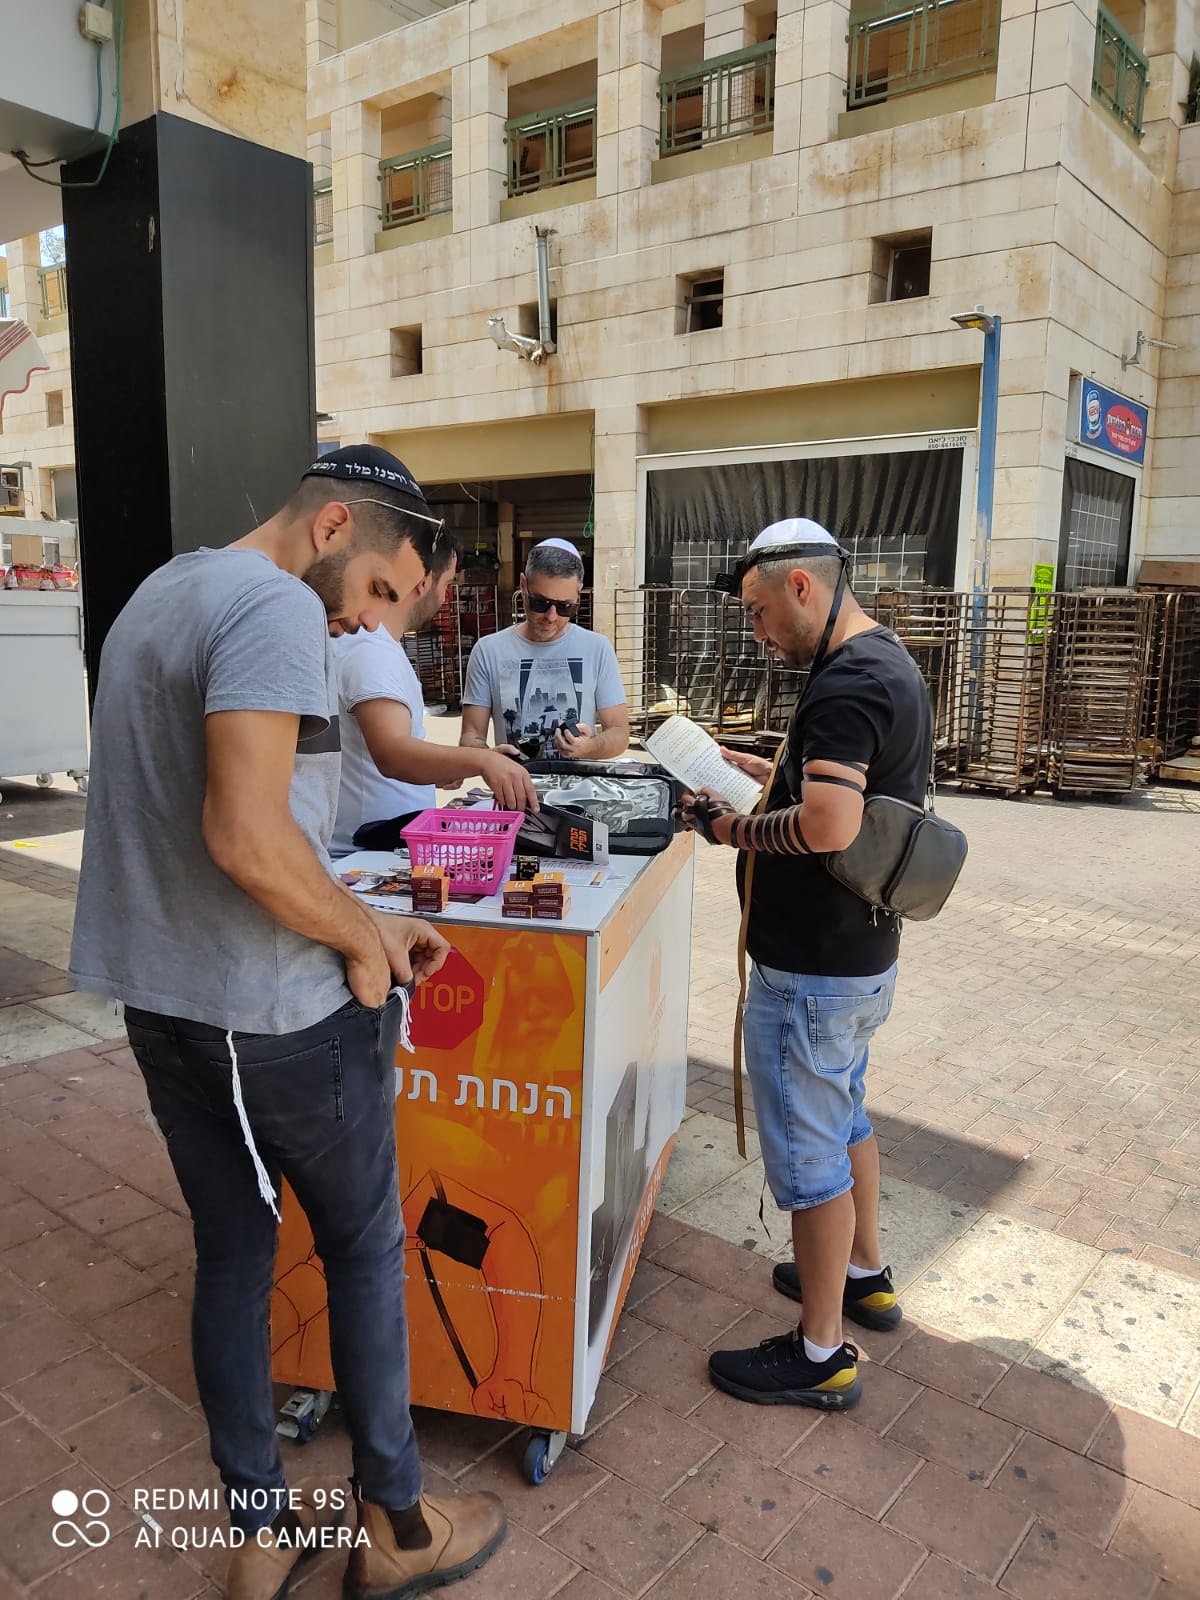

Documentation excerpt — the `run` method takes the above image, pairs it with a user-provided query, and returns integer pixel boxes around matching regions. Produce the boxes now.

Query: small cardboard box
[501,905,533,919]
[532,896,571,920]
[9,533,44,566]
[1137,559,1200,591]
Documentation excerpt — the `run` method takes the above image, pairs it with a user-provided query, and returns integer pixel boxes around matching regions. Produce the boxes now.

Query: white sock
[802,1335,842,1364]
[846,1261,880,1280]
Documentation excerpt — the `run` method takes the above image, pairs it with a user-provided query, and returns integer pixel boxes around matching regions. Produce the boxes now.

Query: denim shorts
[743,962,897,1211]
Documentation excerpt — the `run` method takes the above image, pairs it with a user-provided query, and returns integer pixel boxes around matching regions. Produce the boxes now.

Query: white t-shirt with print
[461,624,626,759]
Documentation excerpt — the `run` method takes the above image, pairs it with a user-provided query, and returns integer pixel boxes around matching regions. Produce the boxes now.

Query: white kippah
[535,537,582,557]
[749,518,839,551]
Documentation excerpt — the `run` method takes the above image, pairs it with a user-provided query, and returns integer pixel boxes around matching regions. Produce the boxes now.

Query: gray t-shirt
[462,624,626,757]
[69,547,351,1035]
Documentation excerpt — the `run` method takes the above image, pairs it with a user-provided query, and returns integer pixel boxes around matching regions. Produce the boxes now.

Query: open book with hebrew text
[645,716,763,813]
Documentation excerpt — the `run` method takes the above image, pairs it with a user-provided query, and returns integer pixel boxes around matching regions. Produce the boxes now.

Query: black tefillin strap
[713,541,849,682]
[714,541,852,789]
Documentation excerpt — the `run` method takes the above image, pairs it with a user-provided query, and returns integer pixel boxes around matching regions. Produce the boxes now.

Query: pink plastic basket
[400,808,525,896]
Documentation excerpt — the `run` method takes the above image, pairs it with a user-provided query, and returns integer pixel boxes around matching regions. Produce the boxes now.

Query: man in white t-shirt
[332,537,537,856]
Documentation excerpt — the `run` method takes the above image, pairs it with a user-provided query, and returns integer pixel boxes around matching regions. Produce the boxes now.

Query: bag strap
[731,562,849,1158]
[732,738,788,1158]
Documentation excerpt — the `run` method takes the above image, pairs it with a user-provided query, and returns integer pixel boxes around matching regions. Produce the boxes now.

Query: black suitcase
[520,759,684,856]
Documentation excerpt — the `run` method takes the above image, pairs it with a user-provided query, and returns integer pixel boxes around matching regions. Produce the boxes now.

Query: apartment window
[518,302,558,346]
[390,326,423,378]
[1057,457,1134,590]
[47,391,65,427]
[506,65,599,197]
[51,466,78,521]
[677,271,724,333]
[313,180,333,247]
[869,232,932,303]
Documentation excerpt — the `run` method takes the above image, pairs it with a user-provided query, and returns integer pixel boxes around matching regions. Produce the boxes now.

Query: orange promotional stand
[270,833,694,1481]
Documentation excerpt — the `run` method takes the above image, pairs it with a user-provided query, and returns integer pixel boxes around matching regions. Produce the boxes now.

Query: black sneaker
[709,1331,861,1409]
[772,1262,903,1331]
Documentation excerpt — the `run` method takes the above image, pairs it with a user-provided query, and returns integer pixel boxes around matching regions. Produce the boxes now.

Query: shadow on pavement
[0,781,87,843]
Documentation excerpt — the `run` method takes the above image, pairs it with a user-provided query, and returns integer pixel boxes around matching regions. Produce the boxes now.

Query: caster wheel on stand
[276,1388,333,1443]
[36,772,54,789]
[69,769,89,795]
[522,1430,567,1485]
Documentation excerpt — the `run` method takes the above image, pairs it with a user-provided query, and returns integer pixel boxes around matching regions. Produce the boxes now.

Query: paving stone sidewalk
[688,784,1200,1278]
[2,1041,1200,1600]
[2,776,1200,1595]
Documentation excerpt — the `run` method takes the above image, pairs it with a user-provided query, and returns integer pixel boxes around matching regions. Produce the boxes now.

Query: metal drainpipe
[535,228,557,354]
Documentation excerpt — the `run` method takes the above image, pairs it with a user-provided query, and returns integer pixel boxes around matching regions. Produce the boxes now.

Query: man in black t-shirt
[681,519,931,1412]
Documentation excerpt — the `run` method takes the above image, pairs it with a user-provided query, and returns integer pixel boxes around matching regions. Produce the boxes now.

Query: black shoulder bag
[796,570,968,923]
[823,736,967,921]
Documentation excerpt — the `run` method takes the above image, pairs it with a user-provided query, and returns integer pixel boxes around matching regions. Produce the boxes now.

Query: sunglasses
[526,594,578,617]
[343,497,447,549]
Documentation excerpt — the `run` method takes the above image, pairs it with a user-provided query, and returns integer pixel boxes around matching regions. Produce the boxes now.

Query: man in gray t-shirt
[460,539,629,762]
[69,446,505,1600]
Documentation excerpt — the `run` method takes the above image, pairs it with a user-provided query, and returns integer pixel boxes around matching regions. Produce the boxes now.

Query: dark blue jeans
[125,996,422,1533]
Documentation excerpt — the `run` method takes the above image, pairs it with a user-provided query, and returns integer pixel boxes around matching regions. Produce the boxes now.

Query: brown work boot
[345,1486,506,1598]
[225,1476,348,1600]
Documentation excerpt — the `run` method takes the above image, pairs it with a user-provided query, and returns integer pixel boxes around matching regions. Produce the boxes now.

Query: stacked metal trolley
[614,582,1199,799]
[1046,592,1156,797]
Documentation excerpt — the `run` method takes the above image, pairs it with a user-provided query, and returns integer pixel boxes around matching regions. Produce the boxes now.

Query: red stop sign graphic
[409,949,486,1051]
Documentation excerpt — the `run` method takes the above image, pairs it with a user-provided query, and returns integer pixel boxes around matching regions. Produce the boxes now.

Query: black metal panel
[644,448,963,592]
[63,112,314,690]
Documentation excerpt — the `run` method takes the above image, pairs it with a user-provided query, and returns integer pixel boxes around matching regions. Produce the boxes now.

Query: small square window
[518,301,558,346]
[869,232,932,304]
[677,271,724,334]
[390,326,423,378]
[47,390,65,427]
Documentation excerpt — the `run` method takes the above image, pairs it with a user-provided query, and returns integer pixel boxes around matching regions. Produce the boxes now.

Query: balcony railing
[506,100,597,197]
[380,141,453,227]
[1093,4,1148,139]
[847,0,999,110]
[38,265,68,318]
[659,41,776,156]
[0,286,8,318]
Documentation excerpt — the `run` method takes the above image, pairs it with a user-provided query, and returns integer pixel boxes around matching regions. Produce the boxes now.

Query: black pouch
[824,794,967,922]
[416,1196,490,1269]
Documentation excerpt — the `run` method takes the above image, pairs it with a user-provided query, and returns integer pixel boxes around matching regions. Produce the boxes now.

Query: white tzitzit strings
[226,987,415,1215]
[393,984,415,1053]
[225,1030,281,1221]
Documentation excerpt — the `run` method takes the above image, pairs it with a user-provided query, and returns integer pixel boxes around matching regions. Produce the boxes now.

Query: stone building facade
[4,0,1197,615]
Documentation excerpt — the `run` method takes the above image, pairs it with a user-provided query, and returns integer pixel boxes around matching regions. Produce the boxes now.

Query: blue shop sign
[1079,382,1148,465]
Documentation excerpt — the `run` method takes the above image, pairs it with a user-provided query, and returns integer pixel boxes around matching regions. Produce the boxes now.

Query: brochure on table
[338,848,643,933]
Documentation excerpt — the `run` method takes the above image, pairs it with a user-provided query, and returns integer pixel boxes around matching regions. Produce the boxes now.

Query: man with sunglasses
[69,444,506,1600]
[460,538,629,762]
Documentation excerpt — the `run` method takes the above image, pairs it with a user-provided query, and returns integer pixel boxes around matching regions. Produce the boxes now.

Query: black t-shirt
[740,625,932,977]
